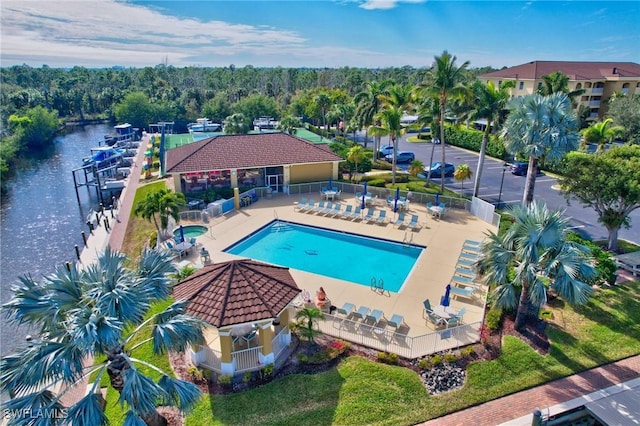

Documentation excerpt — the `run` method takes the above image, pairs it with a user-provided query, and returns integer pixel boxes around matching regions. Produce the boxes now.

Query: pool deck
[180,193,495,339]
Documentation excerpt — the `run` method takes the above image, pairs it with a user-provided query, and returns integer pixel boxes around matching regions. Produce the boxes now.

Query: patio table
[432,305,456,320]
[323,190,338,200]
[429,205,444,218]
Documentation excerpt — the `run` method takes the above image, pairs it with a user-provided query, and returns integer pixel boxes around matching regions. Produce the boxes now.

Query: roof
[165,132,342,173]
[480,61,640,81]
[172,259,302,328]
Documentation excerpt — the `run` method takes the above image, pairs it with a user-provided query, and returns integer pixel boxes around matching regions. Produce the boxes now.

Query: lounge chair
[327,204,341,217]
[300,199,315,212]
[456,257,475,267]
[465,239,481,246]
[452,274,476,286]
[165,241,185,259]
[455,267,476,278]
[462,243,480,253]
[374,210,387,224]
[340,205,353,219]
[313,200,326,213]
[459,250,479,260]
[320,201,333,215]
[349,206,363,220]
[407,214,420,229]
[394,212,406,227]
[353,306,369,321]
[386,314,405,330]
[336,302,355,319]
[294,197,308,211]
[365,309,385,326]
[363,207,376,222]
[450,285,479,300]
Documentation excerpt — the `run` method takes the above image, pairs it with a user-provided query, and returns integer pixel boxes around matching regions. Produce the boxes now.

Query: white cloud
[359,0,426,11]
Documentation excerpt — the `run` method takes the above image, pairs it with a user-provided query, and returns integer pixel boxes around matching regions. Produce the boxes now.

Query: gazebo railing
[198,346,222,372]
[272,327,289,359]
[233,346,264,373]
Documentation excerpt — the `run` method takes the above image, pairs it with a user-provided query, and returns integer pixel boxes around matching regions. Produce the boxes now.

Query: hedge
[444,125,507,160]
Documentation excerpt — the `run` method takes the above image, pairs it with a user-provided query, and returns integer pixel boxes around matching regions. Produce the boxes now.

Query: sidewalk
[421,354,640,426]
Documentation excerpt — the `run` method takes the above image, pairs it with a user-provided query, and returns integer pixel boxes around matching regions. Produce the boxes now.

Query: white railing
[318,313,482,358]
[590,87,604,95]
[233,346,264,373]
[199,346,222,371]
[272,327,290,360]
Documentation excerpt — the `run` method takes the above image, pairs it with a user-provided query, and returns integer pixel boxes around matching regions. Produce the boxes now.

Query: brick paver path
[421,354,640,426]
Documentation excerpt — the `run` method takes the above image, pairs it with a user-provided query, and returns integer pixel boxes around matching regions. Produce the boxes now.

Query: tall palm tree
[354,80,391,152]
[501,93,580,205]
[314,93,331,135]
[277,115,301,135]
[426,50,470,193]
[580,118,625,153]
[295,307,324,345]
[347,144,366,182]
[223,113,250,134]
[412,94,441,185]
[537,71,585,107]
[475,202,596,331]
[370,105,404,184]
[0,248,206,426]
[470,80,512,197]
[134,188,185,237]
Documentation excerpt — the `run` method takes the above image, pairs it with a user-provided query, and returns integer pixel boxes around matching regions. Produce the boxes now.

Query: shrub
[260,364,274,381]
[417,358,430,370]
[372,160,392,170]
[188,366,204,382]
[148,231,158,248]
[485,307,503,331]
[406,181,430,193]
[444,353,458,363]
[367,178,387,187]
[376,352,399,365]
[430,354,443,366]
[566,232,617,285]
[460,346,476,357]
[217,375,232,387]
[478,324,491,346]
[242,371,252,383]
[328,340,350,358]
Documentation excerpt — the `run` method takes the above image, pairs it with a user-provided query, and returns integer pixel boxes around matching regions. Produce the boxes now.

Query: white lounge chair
[374,210,387,224]
[340,205,353,219]
[349,206,363,220]
[363,208,376,222]
[365,309,385,326]
[407,214,420,229]
[394,212,406,227]
[294,197,308,211]
[313,200,326,213]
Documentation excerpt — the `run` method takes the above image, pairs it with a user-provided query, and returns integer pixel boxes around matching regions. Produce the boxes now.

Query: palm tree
[0,248,206,426]
[277,115,301,135]
[347,144,366,182]
[501,93,580,205]
[370,104,404,184]
[426,50,470,193]
[223,113,250,134]
[408,159,424,177]
[354,80,391,151]
[581,118,625,153]
[454,164,472,192]
[412,94,441,185]
[475,202,596,331]
[314,93,331,135]
[295,307,324,345]
[470,80,512,197]
[537,71,585,107]
[134,188,185,238]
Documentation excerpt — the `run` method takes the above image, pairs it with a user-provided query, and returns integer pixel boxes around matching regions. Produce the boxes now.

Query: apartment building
[479,61,640,121]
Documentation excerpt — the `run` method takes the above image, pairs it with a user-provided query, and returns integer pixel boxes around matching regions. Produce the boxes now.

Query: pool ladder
[402,231,413,246]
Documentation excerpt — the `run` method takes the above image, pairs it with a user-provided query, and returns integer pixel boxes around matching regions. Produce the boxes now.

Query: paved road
[360,133,639,245]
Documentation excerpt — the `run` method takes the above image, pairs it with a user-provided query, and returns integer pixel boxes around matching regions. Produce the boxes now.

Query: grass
[594,239,640,254]
[120,180,167,259]
[181,280,640,425]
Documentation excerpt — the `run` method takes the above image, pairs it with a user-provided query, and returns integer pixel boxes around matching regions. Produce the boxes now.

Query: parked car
[385,151,415,163]
[378,145,394,157]
[511,161,541,176]
[424,162,455,178]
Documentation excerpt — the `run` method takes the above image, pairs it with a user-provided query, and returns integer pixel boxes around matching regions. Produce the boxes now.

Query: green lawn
[180,281,640,426]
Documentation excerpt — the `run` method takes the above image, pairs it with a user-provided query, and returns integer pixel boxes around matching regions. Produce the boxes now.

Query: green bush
[372,160,392,170]
[444,353,458,363]
[566,232,617,285]
[430,354,443,366]
[406,181,431,193]
[485,307,503,331]
[460,346,475,357]
[217,375,232,386]
[367,178,387,187]
[376,352,399,365]
[417,358,430,370]
[444,125,507,160]
[242,371,252,383]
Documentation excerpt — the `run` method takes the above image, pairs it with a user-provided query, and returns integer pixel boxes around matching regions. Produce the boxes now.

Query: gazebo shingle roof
[173,259,302,328]
[165,132,342,173]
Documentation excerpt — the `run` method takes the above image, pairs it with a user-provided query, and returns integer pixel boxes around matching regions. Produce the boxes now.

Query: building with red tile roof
[165,132,343,194]
[479,61,640,121]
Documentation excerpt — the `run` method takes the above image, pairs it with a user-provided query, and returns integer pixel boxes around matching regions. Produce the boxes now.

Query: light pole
[498,163,509,208]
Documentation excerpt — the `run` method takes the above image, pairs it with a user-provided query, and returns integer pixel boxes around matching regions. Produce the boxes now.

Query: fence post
[81,231,87,246]
[74,245,81,261]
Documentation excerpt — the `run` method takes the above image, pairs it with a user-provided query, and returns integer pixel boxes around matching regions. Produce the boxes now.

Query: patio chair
[352,306,370,321]
[336,302,355,318]
[394,211,406,227]
[407,214,420,230]
[462,242,480,253]
[363,207,376,222]
[459,250,479,261]
[465,239,481,246]
[426,310,445,328]
[445,307,466,328]
[294,197,308,210]
[374,210,387,224]
[165,241,185,259]
[189,237,198,249]
[386,196,394,207]
[339,204,353,219]
[456,257,475,267]
[452,274,476,287]
[386,314,405,331]
[299,199,315,212]
[422,299,433,318]
[320,202,333,215]
[365,309,385,326]
[313,200,326,213]
[349,206,363,220]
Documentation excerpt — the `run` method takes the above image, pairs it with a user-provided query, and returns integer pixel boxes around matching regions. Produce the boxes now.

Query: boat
[253,116,279,130]
[187,118,221,132]
[83,147,124,166]
[101,179,126,191]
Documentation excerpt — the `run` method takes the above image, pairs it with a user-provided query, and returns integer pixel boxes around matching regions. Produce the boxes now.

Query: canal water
[0,123,112,356]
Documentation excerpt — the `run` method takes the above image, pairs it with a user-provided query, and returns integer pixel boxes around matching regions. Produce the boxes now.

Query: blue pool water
[224,221,424,292]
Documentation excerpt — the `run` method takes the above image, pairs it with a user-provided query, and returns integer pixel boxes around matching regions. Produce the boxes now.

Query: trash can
[266,187,273,199]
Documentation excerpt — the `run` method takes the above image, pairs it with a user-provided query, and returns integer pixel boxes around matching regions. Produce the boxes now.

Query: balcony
[591,87,604,95]
[622,88,629,95]
[589,100,601,107]
[589,113,599,120]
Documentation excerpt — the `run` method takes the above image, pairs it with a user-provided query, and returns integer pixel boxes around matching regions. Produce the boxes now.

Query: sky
[1,0,639,70]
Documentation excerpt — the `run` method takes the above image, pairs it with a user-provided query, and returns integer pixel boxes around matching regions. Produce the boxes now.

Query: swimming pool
[224,221,424,292]
[173,225,208,240]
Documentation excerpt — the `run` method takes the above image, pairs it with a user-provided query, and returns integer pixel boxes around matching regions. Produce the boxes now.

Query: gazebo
[173,259,302,375]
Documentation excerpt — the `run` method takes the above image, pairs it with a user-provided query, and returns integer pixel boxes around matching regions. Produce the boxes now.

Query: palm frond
[122,411,148,426]
[136,248,176,300]
[67,309,123,353]
[528,278,548,307]
[491,284,518,311]
[119,367,168,417]
[158,375,202,412]
[3,389,65,426]
[2,274,55,330]
[150,310,205,355]
[65,392,108,426]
